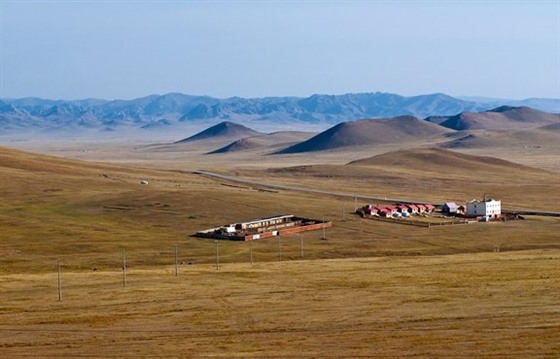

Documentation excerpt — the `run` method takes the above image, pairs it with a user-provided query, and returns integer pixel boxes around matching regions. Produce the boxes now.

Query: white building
[466,198,501,219]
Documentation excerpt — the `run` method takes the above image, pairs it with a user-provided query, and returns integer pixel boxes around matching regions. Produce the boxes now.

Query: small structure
[442,202,459,214]
[396,204,409,213]
[424,204,435,213]
[195,214,332,241]
[406,204,419,214]
[466,198,501,219]
[381,206,398,217]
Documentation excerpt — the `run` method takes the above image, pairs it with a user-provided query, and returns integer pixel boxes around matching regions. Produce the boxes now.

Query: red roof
[424,204,435,210]
[407,204,419,210]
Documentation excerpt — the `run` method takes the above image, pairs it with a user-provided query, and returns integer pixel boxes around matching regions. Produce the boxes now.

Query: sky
[1,1,559,101]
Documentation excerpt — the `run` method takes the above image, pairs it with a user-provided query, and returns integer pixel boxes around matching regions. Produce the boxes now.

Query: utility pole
[300,234,304,257]
[174,245,178,277]
[215,241,220,270]
[57,259,62,302]
[122,249,127,288]
[278,237,282,261]
[249,240,254,267]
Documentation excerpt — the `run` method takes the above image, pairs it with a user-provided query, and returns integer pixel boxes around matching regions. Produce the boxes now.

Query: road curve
[193,170,560,217]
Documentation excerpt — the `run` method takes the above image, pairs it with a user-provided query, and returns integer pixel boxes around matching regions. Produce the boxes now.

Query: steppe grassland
[1,146,559,274]
[2,251,559,357]
[1,145,559,357]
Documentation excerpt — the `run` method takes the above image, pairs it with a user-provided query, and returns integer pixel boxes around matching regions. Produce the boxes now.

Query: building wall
[466,199,501,218]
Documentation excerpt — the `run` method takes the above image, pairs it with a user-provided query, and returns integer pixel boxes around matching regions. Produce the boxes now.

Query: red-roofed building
[406,204,419,213]
[424,204,435,212]
[396,204,409,213]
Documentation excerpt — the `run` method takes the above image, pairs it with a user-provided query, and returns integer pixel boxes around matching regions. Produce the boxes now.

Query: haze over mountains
[1,92,559,136]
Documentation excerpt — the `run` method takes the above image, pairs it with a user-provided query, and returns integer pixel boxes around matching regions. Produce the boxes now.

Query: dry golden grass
[1,251,559,357]
[1,145,559,357]
[239,148,560,211]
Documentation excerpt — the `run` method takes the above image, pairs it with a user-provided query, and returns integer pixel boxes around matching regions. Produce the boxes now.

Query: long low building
[194,214,332,241]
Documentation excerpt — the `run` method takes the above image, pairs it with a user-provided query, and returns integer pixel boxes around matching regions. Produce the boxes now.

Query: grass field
[1,251,559,357]
[1,145,559,357]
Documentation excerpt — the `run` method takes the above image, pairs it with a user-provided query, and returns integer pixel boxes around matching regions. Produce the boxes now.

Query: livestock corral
[195,214,332,241]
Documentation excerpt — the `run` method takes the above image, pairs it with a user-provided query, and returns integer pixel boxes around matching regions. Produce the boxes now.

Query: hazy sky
[1,1,559,100]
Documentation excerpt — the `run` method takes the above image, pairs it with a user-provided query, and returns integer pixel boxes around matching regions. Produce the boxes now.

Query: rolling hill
[174,121,262,143]
[439,119,560,150]
[276,116,452,153]
[431,106,559,131]
[208,131,315,154]
[208,138,262,154]
[347,147,543,174]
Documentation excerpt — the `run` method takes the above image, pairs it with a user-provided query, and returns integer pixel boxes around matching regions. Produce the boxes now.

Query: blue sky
[1,1,559,100]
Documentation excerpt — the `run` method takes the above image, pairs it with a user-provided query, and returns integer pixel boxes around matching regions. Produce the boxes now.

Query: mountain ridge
[2,92,559,135]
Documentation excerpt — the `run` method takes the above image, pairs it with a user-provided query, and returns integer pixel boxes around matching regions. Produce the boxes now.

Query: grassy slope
[1,146,559,357]
[261,148,560,210]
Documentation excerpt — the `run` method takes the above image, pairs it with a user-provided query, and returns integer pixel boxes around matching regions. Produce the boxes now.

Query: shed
[396,204,409,213]
[406,204,419,213]
[424,204,435,212]
[442,202,459,214]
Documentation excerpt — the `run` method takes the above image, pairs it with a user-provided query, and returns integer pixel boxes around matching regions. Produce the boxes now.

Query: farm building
[442,202,459,214]
[359,203,436,218]
[424,204,435,212]
[396,204,409,213]
[407,204,419,214]
[195,214,332,241]
[466,198,501,219]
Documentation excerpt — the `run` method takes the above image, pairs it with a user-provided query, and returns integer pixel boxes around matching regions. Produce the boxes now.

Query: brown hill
[277,116,452,153]
[208,138,262,154]
[266,147,558,209]
[347,147,541,174]
[440,122,560,150]
[0,146,119,176]
[0,146,171,198]
[208,131,316,154]
[438,106,559,131]
[174,121,262,143]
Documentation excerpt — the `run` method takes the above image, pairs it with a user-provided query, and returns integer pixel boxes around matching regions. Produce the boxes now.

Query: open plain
[1,123,559,358]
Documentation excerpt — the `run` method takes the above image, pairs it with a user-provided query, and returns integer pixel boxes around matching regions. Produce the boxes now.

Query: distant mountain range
[1,92,559,135]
